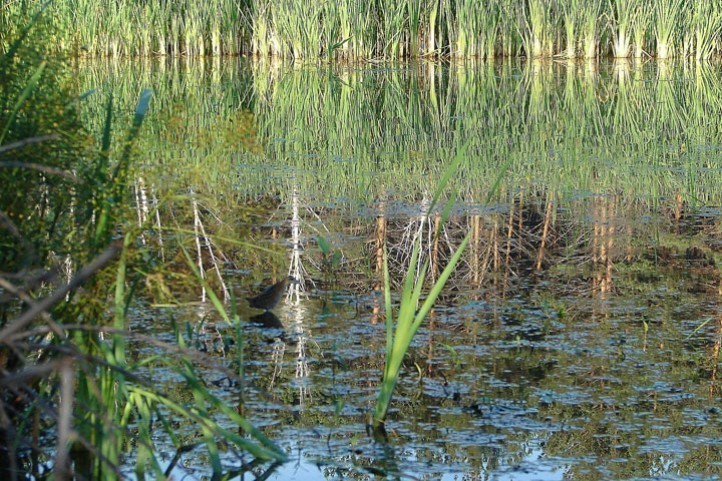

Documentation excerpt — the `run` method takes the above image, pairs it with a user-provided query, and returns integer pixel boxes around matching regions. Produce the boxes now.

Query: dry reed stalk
[625,224,633,263]
[674,194,684,234]
[191,193,230,302]
[492,216,500,272]
[592,197,601,296]
[478,227,494,294]
[517,190,525,232]
[710,317,722,396]
[432,213,441,280]
[503,198,515,292]
[425,309,438,377]
[599,200,608,293]
[604,198,615,294]
[535,195,554,272]
[375,208,386,273]
[470,214,480,287]
[371,208,387,325]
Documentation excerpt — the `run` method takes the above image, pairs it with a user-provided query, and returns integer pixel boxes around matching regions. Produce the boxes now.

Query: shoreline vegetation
[0,16,287,478]
[2,0,722,60]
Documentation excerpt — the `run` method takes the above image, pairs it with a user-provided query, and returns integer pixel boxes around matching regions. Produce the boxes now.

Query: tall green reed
[611,0,636,57]
[7,0,722,59]
[522,0,556,58]
[559,0,602,59]
[630,2,650,59]
[371,149,470,432]
[452,0,500,59]
[580,0,602,58]
[654,0,685,59]
[691,2,722,60]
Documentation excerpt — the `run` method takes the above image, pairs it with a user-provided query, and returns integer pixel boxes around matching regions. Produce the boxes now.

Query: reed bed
[5,0,722,60]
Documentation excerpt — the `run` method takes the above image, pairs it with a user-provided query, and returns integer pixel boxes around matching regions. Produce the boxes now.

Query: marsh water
[76,59,722,479]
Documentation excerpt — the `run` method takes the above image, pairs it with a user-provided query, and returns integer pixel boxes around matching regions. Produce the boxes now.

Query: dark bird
[246,276,295,311]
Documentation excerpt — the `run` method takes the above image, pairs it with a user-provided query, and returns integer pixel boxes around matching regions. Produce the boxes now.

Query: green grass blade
[0,0,50,69]
[383,247,393,374]
[0,60,47,145]
[414,232,471,327]
[428,141,468,210]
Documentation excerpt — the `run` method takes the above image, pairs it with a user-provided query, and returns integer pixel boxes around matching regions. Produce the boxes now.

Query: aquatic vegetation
[372,151,470,433]
[69,58,722,212]
[611,0,639,58]
[372,147,510,433]
[654,0,685,59]
[5,0,722,59]
[691,2,722,60]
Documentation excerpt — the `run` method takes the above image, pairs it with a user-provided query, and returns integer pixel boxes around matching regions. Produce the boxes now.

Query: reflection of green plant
[0,11,88,272]
[318,235,343,274]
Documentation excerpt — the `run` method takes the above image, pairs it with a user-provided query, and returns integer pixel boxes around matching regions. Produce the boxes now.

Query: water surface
[76,58,722,479]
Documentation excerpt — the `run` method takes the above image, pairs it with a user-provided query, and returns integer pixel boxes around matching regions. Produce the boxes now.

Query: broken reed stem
[190,192,230,302]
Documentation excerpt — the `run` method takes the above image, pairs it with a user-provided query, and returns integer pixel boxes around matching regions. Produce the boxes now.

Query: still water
[77,58,722,479]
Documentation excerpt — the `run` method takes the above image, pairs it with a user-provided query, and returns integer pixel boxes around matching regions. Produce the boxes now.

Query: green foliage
[0,20,285,479]
[371,142,509,432]
[66,59,722,218]
[4,0,722,59]
[0,13,89,271]
[372,147,472,431]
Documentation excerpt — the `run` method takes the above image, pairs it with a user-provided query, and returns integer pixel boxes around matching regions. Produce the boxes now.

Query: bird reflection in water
[246,276,299,344]
[249,310,284,329]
